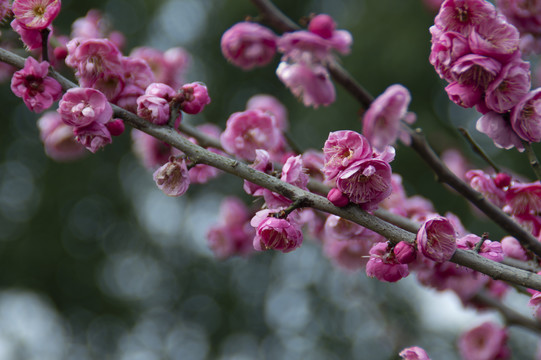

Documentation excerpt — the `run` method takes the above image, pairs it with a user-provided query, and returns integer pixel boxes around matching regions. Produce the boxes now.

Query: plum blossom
[465,170,506,207]
[399,346,431,360]
[322,130,373,180]
[11,19,48,50]
[220,109,284,161]
[476,111,524,150]
[417,215,457,262]
[457,322,510,360]
[250,209,303,253]
[12,0,61,30]
[511,87,541,142]
[485,59,530,113]
[501,236,529,261]
[221,22,278,70]
[179,82,211,115]
[366,242,409,282]
[73,121,111,153]
[58,87,113,127]
[362,84,414,151]
[11,56,62,113]
[434,0,498,36]
[153,158,190,197]
[468,15,521,62]
[37,111,87,161]
[504,181,541,215]
[335,158,393,211]
[429,27,470,81]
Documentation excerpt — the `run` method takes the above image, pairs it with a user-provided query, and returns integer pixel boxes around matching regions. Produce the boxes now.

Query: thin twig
[458,127,500,173]
[522,141,541,181]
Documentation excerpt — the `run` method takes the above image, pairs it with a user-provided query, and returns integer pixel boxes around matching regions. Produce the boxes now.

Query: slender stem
[472,292,541,333]
[458,127,500,173]
[522,141,541,181]
[474,232,489,253]
[41,28,50,62]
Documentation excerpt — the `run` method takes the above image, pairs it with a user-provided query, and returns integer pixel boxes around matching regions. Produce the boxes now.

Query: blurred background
[0,0,539,359]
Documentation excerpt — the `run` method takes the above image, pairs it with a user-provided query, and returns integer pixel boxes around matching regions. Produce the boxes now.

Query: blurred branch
[522,141,541,181]
[458,127,500,173]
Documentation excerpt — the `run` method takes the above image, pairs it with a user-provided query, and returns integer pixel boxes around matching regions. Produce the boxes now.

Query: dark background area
[0,0,538,359]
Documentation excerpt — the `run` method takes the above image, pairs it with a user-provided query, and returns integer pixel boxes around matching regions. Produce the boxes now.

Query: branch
[471,292,541,333]
[408,126,541,259]
[522,141,541,182]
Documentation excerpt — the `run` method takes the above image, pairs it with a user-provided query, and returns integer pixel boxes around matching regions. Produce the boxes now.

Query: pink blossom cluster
[322,130,393,211]
[429,0,541,149]
[221,14,351,108]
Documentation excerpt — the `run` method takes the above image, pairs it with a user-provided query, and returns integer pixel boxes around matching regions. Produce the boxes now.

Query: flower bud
[153,158,190,197]
[393,241,417,264]
[180,82,211,115]
[327,188,349,207]
[416,216,457,262]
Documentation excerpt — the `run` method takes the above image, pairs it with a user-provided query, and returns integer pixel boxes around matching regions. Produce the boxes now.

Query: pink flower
[501,236,529,261]
[323,130,373,181]
[435,0,497,36]
[250,209,303,253]
[12,0,61,30]
[429,27,470,81]
[457,234,504,262]
[511,87,541,142]
[335,158,392,211]
[393,241,417,264]
[153,158,190,197]
[58,87,113,127]
[11,18,47,50]
[262,155,309,209]
[243,149,273,196]
[37,111,87,161]
[10,57,62,113]
[485,59,530,113]
[246,94,288,131]
[366,242,409,282]
[276,61,335,108]
[399,346,431,360]
[465,170,506,207]
[504,181,541,215]
[179,82,211,115]
[417,215,457,262]
[221,22,277,70]
[207,197,254,259]
[458,322,510,360]
[136,94,170,125]
[220,109,284,161]
[476,111,524,150]
[73,121,112,153]
[362,84,413,151]
[66,38,123,84]
[468,15,521,62]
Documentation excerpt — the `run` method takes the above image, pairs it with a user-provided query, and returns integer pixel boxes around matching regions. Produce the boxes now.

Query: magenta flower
[136,94,170,125]
[466,170,506,207]
[207,197,254,259]
[322,130,373,180]
[429,27,470,81]
[458,322,510,360]
[476,111,524,150]
[366,242,409,282]
[37,111,87,161]
[417,215,457,262]
[73,121,112,153]
[362,84,413,151]
[504,181,541,215]
[246,94,288,131]
[153,158,190,197]
[457,234,504,262]
[485,59,530,113]
[469,15,520,62]
[12,0,61,30]
[58,87,113,127]
[501,236,529,261]
[221,22,277,70]
[511,88,541,142]
[250,209,303,253]
[276,61,335,108]
[263,154,309,209]
[179,82,211,115]
[399,346,431,360]
[434,0,497,36]
[66,38,123,83]
[220,109,283,161]
[11,57,62,113]
[11,18,47,51]
[335,158,392,211]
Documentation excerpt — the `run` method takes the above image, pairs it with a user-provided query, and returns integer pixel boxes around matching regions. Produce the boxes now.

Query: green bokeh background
[0,0,538,359]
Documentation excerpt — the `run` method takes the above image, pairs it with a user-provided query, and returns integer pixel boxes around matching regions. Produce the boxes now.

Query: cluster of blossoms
[221,14,351,108]
[429,0,541,149]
